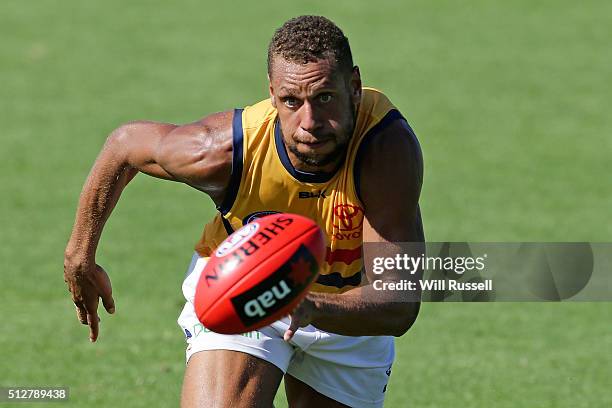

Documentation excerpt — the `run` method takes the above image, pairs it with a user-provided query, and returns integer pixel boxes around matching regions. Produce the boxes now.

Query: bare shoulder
[162,110,234,152]
[196,110,234,134]
[358,114,423,242]
[358,117,423,185]
[113,111,234,153]
[170,110,234,142]
[155,110,235,201]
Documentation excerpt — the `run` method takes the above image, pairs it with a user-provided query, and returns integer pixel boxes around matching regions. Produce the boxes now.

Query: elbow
[108,123,129,142]
[106,121,153,153]
[390,302,420,337]
[103,124,132,161]
[106,123,138,151]
[104,121,153,170]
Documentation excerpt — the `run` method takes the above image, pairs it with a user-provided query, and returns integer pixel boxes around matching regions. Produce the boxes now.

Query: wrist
[305,293,325,323]
[64,243,95,267]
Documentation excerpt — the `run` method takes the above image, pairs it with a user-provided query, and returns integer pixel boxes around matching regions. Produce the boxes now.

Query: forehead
[270,56,344,91]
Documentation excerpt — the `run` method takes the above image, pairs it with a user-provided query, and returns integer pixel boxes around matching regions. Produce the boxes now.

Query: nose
[299,101,320,133]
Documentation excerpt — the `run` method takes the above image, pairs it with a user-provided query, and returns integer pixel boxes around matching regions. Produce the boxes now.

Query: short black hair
[267,15,354,77]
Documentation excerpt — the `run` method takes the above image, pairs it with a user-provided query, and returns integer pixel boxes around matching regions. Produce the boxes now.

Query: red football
[194,213,325,334]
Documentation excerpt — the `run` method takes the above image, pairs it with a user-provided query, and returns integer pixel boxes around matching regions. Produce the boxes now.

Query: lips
[298,139,331,150]
[300,139,328,145]
[298,134,333,144]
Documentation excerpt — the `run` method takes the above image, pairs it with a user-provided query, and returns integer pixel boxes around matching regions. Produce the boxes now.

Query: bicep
[361,118,423,242]
[111,111,233,192]
[155,111,233,194]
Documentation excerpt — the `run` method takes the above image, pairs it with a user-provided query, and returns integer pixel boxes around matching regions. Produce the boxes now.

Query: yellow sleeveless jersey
[195,87,408,294]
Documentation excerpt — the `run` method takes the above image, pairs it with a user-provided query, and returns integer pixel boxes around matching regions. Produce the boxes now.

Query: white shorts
[177,253,395,408]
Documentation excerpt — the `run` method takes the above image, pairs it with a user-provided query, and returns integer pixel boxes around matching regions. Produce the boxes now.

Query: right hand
[64,258,115,342]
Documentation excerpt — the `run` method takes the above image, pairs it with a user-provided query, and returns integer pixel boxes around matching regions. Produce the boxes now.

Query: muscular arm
[287,117,424,338]
[64,111,233,341]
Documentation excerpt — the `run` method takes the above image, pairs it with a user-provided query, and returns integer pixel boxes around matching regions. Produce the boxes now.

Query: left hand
[284,297,316,341]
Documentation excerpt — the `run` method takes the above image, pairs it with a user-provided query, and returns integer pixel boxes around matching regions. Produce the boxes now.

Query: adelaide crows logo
[332,204,364,232]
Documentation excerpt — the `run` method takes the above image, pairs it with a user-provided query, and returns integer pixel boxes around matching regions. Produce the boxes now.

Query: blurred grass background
[1,0,610,407]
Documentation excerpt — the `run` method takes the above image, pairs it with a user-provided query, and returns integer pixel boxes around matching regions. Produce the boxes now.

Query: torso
[195,88,402,294]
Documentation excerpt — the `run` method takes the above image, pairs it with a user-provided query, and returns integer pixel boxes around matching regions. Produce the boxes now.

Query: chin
[289,139,348,169]
[303,150,344,168]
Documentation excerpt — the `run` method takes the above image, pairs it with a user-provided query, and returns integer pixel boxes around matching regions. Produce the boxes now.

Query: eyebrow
[278,87,299,96]
[278,84,337,97]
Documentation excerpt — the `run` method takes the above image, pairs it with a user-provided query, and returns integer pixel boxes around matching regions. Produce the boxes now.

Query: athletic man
[64,16,424,407]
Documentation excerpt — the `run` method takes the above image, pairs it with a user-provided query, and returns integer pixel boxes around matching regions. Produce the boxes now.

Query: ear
[350,66,362,105]
[268,73,277,108]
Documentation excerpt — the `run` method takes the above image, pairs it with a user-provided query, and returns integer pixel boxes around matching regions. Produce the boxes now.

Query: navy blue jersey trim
[218,108,244,215]
[316,270,362,288]
[221,215,235,235]
[274,118,337,183]
[354,109,412,203]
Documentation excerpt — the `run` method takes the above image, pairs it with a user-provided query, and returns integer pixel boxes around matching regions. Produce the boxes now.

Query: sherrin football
[194,213,325,334]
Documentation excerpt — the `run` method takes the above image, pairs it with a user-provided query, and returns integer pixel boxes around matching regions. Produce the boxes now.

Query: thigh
[181,350,283,408]
[286,337,394,408]
[284,374,349,408]
[178,252,294,407]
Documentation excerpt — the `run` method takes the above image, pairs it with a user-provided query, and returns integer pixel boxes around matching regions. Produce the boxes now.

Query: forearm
[64,118,226,261]
[308,285,420,337]
[65,134,137,261]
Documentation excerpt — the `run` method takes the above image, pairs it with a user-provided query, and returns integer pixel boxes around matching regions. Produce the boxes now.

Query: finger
[95,266,115,314]
[101,295,115,315]
[75,303,88,325]
[283,328,295,342]
[87,310,100,343]
[284,317,299,342]
[84,296,100,342]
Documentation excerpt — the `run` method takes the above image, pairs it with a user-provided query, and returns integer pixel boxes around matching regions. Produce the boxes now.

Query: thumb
[95,265,115,314]
[101,293,116,315]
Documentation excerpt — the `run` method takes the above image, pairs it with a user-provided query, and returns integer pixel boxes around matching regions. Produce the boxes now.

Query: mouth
[296,136,333,150]
[299,139,329,149]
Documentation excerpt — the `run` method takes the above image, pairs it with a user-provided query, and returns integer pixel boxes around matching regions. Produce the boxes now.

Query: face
[269,56,362,173]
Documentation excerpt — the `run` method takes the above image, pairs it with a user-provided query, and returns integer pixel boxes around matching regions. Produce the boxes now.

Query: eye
[319,93,333,103]
[283,97,299,108]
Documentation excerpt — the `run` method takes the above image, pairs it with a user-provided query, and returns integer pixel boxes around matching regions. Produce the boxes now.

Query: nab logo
[298,190,327,199]
[231,245,317,326]
[243,280,292,318]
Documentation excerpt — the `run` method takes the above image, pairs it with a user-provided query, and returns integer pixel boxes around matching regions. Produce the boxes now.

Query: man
[64,15,424,407]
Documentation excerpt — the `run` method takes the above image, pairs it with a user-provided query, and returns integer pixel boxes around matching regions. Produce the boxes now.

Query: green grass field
[1,1,611,406]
